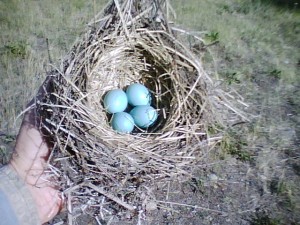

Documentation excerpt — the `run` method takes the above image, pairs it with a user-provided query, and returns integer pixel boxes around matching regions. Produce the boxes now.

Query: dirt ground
[1,0,299,224]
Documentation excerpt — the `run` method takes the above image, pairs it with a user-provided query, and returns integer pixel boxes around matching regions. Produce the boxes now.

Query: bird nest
[36,0,246,222]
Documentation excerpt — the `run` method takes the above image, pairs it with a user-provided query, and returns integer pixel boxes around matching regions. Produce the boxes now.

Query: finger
[11,123,49,184]
[27,184,63,224]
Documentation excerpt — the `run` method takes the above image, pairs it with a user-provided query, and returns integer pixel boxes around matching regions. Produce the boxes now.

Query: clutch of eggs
[103,83,158,133]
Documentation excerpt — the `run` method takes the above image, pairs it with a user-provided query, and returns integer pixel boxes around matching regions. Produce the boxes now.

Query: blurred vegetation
[0,0,106,133]
[173,0,299,223]
[220,130,252,162]
[261,0,299,8]
[249,211,281,225]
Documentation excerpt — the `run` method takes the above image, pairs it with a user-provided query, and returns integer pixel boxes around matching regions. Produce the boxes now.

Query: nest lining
[35,0,246,221]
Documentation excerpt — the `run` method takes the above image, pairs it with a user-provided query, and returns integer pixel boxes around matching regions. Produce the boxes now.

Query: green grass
[249,211,281,225]
[172,0,300,223]
[220,130,252,161]
[0,133,15,164]
[1,42,27,58]
[173,0,299,84]
[0,0,106,133]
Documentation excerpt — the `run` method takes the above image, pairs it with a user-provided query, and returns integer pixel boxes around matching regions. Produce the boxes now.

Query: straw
[34,0,247,222]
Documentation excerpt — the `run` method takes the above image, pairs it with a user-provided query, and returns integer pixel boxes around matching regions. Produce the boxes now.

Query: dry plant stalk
[35,0,246,222]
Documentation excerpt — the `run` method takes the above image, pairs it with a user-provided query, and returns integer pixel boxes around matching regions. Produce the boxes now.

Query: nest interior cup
[35,0,243,220]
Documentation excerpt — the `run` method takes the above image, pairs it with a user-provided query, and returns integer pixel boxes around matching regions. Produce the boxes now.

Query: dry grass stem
[33,0,247,222]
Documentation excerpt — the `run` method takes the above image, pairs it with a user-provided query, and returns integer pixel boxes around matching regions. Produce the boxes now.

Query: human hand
[9,77,62,224]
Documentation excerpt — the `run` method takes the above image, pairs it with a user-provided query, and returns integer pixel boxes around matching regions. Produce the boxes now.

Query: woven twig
[35,0,246,222]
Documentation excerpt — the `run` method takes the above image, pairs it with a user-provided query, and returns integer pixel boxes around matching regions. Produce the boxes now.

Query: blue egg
[104,89,128,114]
[111,112,135,133]
[130,105,158,128]
[126,83,151,106]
